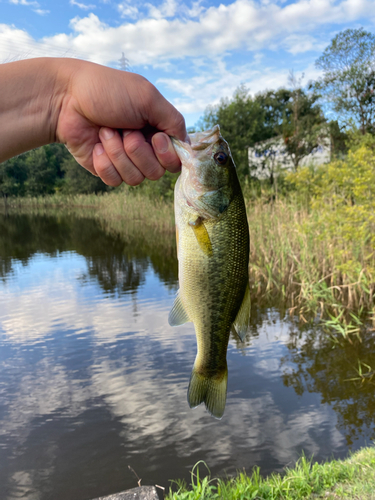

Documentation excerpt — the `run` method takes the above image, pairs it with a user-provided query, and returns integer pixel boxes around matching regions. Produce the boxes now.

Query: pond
[0,213,374,500]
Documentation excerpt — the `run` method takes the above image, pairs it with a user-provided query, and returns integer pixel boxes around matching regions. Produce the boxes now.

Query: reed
[247,194,375,330]
[2,188,175,232]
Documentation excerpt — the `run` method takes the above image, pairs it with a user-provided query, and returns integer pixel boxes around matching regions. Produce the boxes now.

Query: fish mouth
[189,125,221,151]
[171,125,222,162]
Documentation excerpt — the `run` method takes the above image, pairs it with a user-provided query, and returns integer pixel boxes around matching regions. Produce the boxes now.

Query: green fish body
[169,126,250,419]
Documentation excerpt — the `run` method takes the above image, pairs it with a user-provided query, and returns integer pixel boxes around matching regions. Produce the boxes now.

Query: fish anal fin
[168,292,190,326]
[189,217,213,257]
[233,283,251,342]
[188,364,228,419]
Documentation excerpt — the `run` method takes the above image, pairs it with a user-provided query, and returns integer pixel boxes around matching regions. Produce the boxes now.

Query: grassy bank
[167,447,375,500]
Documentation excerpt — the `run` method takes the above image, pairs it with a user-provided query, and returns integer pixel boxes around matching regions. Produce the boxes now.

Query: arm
[0,58,187,186]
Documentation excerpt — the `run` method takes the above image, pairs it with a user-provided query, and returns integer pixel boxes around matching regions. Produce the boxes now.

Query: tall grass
[247,196,375,322]
[3,188,175,232]
[167,447,375,500]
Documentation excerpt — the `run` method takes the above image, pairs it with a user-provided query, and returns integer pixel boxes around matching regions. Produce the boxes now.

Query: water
[0,213,374,500]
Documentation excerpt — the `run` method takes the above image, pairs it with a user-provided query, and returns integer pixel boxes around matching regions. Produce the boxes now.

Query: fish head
[172,125,238,219]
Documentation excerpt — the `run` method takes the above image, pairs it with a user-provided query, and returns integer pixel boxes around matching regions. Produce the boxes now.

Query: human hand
[56,59,187,186]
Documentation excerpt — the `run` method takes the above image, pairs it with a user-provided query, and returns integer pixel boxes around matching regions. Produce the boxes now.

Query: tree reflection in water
[0,213,178,296]
[281,324,375,445]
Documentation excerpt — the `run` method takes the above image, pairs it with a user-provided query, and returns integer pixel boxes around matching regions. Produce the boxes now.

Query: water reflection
[281,325,375,445]
[0,213,177,293]
[0,214,373,500]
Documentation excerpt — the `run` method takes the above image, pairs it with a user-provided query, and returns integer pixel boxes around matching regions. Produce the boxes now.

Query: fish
[169,125,250,419]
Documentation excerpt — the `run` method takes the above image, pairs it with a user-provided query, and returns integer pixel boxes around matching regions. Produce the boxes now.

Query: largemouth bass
[169,125,250,419]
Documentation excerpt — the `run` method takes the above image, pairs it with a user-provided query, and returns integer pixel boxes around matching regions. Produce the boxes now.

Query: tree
[0,156,28,200]
[62,156,109,194]
[23,146,59,195]
[314,28,375,134]
[198,85,266,181]
[282,86,327,170]
[255,79,327,171]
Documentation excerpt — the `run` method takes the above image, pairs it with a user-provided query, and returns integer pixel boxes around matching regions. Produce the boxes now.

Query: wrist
[0,58,70,162]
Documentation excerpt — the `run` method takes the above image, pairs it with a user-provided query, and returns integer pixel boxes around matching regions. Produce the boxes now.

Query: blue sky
[1,0,375,127]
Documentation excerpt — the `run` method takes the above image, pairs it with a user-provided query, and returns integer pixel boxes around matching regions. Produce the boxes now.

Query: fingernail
[101,128,115,140]
[153,133,169,154]
[184,133,191,144]
[94,143,104,156]
[123,130,132,138]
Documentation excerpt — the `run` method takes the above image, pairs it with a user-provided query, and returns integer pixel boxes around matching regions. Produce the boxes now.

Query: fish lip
[171,125,222,160]
[189,125,220,150]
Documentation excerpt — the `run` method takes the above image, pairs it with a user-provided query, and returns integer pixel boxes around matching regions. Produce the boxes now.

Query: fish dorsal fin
[233,283,251,342]
[168,292,190,326]
[189,216,213,257]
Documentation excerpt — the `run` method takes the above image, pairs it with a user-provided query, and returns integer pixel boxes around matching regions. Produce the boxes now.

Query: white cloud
[2,0,374,67]
[8,0,50,15]
[9,0,39,5]
[34,8,49,14]
[70,0,96,9]
[117,1,139,19]
[147,0,179,19]
[158,58,322,117]
[0,0,373,119]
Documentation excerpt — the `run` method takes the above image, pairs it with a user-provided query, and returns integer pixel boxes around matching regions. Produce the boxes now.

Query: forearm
[0,58,68,162]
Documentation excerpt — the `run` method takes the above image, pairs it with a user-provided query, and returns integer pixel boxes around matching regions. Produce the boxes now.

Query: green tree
[314,28,375,134]
[62,155,109,194]
[0,156,28,200]
[253,81,327,172]
[198,85,266,180]
[23,146,59,195]
[282,86,327,170]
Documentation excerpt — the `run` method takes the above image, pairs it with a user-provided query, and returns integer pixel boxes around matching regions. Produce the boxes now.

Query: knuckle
[139,79,159,108]
[146,165,164,181]
[125,136,144,157]
[125,170,145,186]
[108,146,126,163]
[96,163,122,186]
[173,113,186,133]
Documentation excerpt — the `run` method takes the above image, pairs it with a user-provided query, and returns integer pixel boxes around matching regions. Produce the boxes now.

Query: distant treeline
[0,144,110,198]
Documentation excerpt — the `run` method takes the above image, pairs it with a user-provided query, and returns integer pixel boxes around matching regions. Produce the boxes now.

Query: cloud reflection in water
[0,214,368,500]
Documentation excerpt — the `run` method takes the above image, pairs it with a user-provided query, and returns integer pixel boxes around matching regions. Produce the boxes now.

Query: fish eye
[214,152,228,165]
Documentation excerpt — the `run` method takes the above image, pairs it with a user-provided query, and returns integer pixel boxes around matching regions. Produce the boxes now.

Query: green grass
[167,447,375,500]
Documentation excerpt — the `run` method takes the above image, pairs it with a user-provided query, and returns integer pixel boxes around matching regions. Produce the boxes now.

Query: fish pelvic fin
[168,291,190,326]
[188,364,228,420]
[233,282,251,342]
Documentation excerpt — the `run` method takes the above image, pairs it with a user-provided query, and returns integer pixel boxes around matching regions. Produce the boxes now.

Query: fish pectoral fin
[233,282,251,342]
[168,292,190,326]
[189,216,213,257]
[231,324,243,343]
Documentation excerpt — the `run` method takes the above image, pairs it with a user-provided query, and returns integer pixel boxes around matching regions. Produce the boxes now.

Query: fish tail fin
[188,364,228,420]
